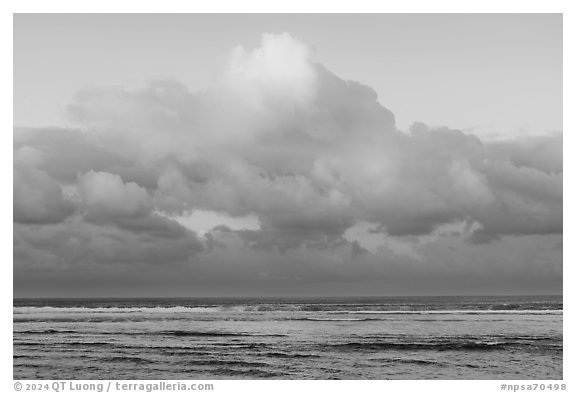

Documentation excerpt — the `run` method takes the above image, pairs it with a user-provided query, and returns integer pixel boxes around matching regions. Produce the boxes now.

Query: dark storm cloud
[13,162,76,224]
[14,218,203,272]
[14,127,162,190]
[13,33,562,295]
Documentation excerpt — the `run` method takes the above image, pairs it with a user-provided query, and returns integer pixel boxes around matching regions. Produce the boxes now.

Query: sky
[13,14,562,297]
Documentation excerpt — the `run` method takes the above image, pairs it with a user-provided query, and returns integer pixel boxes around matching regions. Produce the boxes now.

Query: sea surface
[13,296,562,380]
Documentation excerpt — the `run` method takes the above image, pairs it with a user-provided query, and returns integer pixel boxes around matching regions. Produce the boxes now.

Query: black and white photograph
[12,13,563,381]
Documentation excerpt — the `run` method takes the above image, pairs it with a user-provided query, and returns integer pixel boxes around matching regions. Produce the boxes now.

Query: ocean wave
[290,317,378,322]
[336,310,563,315]
[207,367,285,378]
[13,305,563,315]
[13,306,224,314]
[327,339,562,352]
[263,352,320,358]
[103,356,156,364]
[14,329,288,339]
[16,329,78,334]
[375,357,445,366]
[162,330,249,337]
[176,359,271,368]
[14,341,113,347]
[160,330,286,338]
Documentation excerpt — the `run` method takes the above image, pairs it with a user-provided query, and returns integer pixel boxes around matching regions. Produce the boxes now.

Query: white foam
[13,306,224,314]
[13,306,563,316]
[303,317,369,321]
[340,310,563,315]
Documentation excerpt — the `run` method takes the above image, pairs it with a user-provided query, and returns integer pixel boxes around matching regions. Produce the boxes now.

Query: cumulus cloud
[14,149,76,224]
[223,32,318,110]
[13,33,562,295]
[78,171,153,220]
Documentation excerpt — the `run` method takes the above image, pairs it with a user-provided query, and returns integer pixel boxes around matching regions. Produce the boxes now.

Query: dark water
[13,296,562,379]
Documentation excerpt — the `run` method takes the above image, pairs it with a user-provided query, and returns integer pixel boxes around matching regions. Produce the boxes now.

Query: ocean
[13,295,562,380]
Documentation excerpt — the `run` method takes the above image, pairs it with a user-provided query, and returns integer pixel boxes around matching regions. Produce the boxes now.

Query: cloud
[14,156,76,224]
[223,32,318,110]
[14,217,204,273]
[78,171,153,220]
[170,209,260,236]
[486,133,562,174]
[13,33,562,295]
